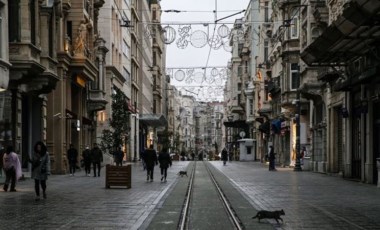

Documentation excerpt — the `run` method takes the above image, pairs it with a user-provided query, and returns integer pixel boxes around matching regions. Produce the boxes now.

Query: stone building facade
[301,0,380,184]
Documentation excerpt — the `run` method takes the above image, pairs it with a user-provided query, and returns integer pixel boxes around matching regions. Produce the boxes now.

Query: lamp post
[294,88,302,171]
[132,101,138,162]
[227,115,233,144]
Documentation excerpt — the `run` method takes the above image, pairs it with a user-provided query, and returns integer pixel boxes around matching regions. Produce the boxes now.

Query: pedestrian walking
[2,145,22,192]
[67,144,78,176]
[268,146,276,171]
[141,150,147,171]
[82,145,91,176]
[158,148,172,182]
[229,151,233,162]
[91,143,103,177]
[301,146,306,165]
[0,145,5,178]
[143,144,158,182]
[30,141,51,201]
[191,152,195,161]
[221,147,228,166]
[113,146,124,166]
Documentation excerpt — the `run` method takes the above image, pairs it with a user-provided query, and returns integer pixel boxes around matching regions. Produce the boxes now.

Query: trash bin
[303,157,311,171]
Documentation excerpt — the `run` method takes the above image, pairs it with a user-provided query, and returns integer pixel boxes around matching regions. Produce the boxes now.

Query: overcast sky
[160,0,251,101]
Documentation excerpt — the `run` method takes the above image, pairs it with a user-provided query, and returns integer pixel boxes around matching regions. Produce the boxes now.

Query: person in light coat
[2,145,22,192]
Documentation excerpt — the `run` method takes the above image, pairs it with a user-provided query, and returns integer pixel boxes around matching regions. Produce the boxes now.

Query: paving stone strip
[146,161,274,230]
[141,161,195,230]
[0,162,189,230]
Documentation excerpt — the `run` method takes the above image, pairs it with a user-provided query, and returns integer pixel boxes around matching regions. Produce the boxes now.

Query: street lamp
[294,89,302,171]
[131,105,138,162]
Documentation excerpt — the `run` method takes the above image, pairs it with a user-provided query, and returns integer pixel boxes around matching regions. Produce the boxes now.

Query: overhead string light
[142,21,246,50]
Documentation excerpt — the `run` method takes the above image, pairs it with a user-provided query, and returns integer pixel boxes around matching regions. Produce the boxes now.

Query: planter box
[172,154,180,161]
[105,164,131,189]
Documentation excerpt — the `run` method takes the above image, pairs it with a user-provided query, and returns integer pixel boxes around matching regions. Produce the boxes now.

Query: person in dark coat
[67,144,78,176]
[113,146,124,166]
[82,145,91,176]
[268,146,276,171]
[221,147,228,166]
[158,148,172,182]
[30,141,51,201]
[91,143,103,177]
[143,144,158,182]
[0,145,5,178]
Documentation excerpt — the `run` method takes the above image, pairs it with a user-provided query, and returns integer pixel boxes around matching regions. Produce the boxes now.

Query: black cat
[252,209,285,223]
[178,171,188,177]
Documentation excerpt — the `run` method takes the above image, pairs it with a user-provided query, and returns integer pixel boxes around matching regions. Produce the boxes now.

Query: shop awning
[65,109,77,119]
[301,0,380,65]
[82,116,93,126]
[139,114,167,127]
[223,120,248,128]
[271,119,282,134]
[258,121,270,133]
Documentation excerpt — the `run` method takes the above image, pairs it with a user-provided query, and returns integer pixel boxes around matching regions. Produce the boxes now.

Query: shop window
[264,2,269,22]
[9,0,20,42]
[311,27,322,42]
[247,146,252,154]
[30,0,36,45]
[290,9,299,39]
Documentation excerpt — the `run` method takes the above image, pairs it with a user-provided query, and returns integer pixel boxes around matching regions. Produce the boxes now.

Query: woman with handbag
[30,141,51,201]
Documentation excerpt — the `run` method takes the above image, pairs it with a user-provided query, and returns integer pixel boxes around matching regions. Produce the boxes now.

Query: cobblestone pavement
[210,161,380,230]
[2,161,380,229]
[0,161,189,230]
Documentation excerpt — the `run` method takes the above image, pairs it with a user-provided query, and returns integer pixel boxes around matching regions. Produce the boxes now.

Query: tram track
[178,161,244,230]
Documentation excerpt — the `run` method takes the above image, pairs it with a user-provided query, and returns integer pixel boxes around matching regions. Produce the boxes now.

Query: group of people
[141,145,172,182]
[67,143,103,177]
[1,141,114,201]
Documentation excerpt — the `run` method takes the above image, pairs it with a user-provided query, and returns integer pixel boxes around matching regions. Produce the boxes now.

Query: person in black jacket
[158,148,172,182]
[91,143,103,177]
[143,144,158,182]
[221,147,228,166]
[67,144,78,176]
[113,146,124,166]
[268,146,276,171]
[82,145,91,176]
